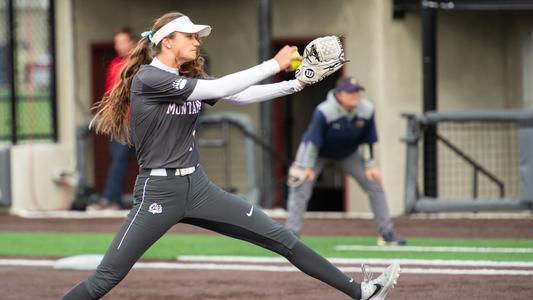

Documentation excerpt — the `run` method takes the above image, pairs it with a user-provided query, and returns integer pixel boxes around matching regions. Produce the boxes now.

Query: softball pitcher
[61,11,400,300]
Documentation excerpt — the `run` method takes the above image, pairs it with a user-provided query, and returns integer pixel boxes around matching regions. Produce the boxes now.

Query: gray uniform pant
[286,151,394,235]
[69,166,300,299]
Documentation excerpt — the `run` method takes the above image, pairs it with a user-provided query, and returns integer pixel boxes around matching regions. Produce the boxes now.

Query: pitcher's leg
[62,206,172,299]
[183,169,361,299]
[285,159,326,235]
[340,152,393,234]
[62,176,185,299]
[287,240,361,299]
[185,177,296,255]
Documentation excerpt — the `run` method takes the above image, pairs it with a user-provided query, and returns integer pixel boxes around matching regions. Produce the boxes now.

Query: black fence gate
[0,0,57,144]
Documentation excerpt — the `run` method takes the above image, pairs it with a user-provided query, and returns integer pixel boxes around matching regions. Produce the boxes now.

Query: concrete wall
[378,1,422,215]
[438,11,510,110]
[507,11,533,108]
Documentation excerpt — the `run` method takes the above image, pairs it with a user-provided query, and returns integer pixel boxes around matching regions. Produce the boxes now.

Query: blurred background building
[2,0,533,215]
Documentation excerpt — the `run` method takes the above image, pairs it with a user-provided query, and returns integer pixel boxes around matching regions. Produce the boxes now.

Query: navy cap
[335,77,365,93]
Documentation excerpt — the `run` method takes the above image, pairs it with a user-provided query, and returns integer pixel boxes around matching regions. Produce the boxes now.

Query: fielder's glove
[287,164,307,188]
[295,36,346,85]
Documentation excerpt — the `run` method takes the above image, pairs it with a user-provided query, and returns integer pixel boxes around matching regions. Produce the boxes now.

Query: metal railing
[402,110,533,213]
[436,133,504,199]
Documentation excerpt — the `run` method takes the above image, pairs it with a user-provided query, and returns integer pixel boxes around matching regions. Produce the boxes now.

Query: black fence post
[50,0,58,142]
[257,0,275,208]
[422,0,438,197]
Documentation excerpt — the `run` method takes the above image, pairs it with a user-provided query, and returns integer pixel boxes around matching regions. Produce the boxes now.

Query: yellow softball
[289,50,301,72]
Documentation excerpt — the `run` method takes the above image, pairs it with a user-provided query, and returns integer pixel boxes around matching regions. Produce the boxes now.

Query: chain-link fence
[421,121,521,200]
[0,0,56,143]
[403,111,533,213]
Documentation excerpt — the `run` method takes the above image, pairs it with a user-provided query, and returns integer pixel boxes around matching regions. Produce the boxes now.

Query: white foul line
[334,245,533,254]
[399,268,533,276]
[0,259,56,267]
[1,258,533,276]
[177,255,533,268]
[134,263,533,276]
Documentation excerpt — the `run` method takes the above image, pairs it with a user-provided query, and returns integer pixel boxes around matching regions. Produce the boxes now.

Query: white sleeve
[187,59,280,101]
[221,79,304,105]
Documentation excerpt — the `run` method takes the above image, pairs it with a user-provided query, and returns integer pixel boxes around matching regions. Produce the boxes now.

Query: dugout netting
[403,111,533,213]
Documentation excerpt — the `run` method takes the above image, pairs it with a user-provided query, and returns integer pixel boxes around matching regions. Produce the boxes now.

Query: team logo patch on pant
[148,203,162,214]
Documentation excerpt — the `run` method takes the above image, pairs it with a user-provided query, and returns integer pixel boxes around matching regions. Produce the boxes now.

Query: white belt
[149,166,196,176]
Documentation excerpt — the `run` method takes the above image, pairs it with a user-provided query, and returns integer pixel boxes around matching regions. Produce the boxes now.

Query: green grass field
[1,231,532,262]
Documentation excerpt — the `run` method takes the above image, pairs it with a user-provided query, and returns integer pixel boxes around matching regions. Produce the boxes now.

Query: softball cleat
[377,231,407,246]
[360,263,400,300]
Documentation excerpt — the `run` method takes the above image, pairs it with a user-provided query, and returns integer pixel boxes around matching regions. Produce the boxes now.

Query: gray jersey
[131,64,213,169]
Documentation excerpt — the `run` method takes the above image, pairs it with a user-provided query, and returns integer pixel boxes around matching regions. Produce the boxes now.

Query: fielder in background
[87,27,137,211]
[286,77,406,246]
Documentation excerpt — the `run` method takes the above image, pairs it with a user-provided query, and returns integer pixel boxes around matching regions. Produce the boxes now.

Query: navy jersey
[130,62,214,169]
[295,90,377,168]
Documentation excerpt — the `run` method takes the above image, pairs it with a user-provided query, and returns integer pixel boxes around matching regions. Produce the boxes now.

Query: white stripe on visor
[151,16,211,46]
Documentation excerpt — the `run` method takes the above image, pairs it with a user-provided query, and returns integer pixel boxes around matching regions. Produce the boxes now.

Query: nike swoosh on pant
[246,205,254,217]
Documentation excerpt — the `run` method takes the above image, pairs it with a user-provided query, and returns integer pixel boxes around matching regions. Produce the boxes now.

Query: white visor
[151,16,211,46]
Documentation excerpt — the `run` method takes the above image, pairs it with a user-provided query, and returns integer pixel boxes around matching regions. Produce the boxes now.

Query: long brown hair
[90,12,207,144]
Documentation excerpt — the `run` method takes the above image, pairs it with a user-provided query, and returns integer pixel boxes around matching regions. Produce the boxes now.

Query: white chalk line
[135,263,533,276]
[177,255,533,268]
[334,245,533,253]
[0,259,56,267]
[1,258,533,276]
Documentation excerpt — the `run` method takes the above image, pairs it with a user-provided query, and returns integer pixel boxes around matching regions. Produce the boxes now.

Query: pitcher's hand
[273,45,299,71]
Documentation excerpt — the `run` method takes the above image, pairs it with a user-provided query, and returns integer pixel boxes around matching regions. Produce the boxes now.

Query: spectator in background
[87,27,137,211]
